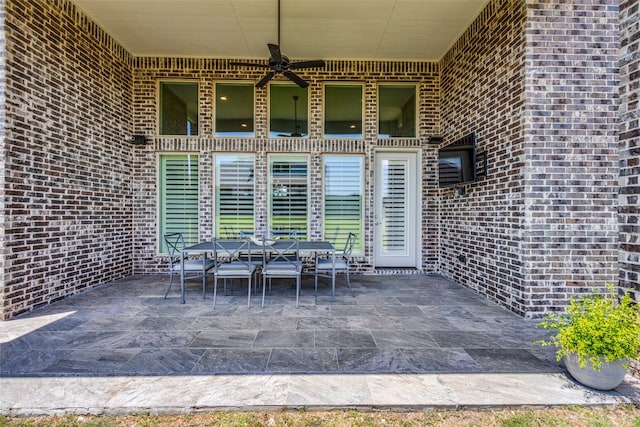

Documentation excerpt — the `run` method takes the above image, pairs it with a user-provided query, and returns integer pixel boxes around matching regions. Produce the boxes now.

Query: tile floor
[1,273,561,377]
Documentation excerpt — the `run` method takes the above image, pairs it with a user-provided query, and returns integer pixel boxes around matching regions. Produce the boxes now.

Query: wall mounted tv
[438,132,478,187]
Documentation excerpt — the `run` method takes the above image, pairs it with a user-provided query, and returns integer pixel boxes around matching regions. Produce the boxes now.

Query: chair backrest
[164,232,185,257]
[342,232,357,260]
[239,230,254,238]
[262,238,299,265]
[164,232,185,268]
[223,226,238,239]
[270,228,298,239]
[213,238,254,269]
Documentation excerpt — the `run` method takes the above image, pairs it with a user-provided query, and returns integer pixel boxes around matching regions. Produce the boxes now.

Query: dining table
[179,239,337,304]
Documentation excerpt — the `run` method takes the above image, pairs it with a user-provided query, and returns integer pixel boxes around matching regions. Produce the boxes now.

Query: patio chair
[267,229,302,262]
[261,238,303,308]
[163,232,215,301]
[269,228,298,239]
[223,226,238,239]
[212,238,258,309]
[314,232,356,296]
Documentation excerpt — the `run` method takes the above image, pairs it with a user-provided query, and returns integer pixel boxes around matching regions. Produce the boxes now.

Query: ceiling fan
[230,0,325,88]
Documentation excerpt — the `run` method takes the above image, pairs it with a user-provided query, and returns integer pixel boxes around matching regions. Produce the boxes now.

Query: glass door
[374,152,419,267]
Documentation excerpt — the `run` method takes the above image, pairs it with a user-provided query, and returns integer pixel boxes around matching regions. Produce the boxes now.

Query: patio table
[179,239,336,304]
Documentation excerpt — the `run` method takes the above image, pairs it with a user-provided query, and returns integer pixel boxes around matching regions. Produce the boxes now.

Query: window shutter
[381,161,407,251]
[215,155,255,237]
[324,156,363,252]
[270,156,308,239]
[159,154,199,253]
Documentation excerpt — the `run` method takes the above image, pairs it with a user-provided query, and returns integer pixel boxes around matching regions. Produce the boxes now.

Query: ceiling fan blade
[288,60,326,70]
[283,70,309,88]
[268,43,282,63]
[256,71,276,88]
[229,61,271,68]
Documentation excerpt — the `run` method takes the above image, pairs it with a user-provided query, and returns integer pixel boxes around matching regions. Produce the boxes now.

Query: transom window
[269,155,309,238]
[323,155,364,253]
[324,84,363,138]
[158,154,199,253]
[269,84,309,138]
[214,154,255,238]
[378,84,417,138]
[158,81,199,136]
[214,82,254,137]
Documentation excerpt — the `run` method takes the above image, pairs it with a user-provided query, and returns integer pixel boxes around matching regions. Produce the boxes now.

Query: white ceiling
[70,0,490,61]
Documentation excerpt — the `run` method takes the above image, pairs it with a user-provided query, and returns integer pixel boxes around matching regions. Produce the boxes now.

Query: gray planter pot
[564,352,628,391]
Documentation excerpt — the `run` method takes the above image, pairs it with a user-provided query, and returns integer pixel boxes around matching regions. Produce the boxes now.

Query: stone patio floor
[1,273,638,414]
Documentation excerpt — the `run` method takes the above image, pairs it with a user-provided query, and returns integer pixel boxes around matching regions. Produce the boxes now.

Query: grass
[2,406,640,427]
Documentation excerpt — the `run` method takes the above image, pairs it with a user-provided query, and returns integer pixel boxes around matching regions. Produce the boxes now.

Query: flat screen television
[438,133,477,187]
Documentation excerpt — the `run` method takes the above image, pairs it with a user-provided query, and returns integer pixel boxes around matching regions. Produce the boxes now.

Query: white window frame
[267,83,310,138]
[157,152,200,254]
[213,153,256,238]
[377,82,418,139]
[213,81,256,138]
[157,79,200,137]
[322,82,364,139]
[268,153,310,239]
[322,154,365,254]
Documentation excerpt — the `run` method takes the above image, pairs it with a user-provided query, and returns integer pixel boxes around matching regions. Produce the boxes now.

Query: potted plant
[535,284,640,390]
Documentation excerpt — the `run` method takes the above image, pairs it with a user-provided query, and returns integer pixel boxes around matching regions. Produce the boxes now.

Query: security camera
[129,135,147,145]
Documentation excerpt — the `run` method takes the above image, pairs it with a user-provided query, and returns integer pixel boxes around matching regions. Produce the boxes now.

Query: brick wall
[619,0,640,298]
[439,0,529,315]
[523,0,619,317]
[439,0,619,318]
[0,0,7,317]
[1,0,134,319]
[131,60,440,275]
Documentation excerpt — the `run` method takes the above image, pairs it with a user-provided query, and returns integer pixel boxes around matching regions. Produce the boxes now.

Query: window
[214,82,254,137]
[324,84,363,138]
[159,82,199,135]
[323,155,364,253]
[159,154,199,253]
[269,84,308,138]
[269,155,308,238]
[378,84,416,138]
[215,154,255,238]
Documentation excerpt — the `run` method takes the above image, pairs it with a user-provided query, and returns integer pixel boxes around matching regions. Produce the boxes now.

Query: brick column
[619,1,640,298]
[522,0,620,316]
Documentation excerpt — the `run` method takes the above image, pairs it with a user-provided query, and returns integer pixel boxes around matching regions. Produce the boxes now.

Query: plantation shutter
[270,155,308,239]
[324,156,363,252]
[381,160,407,252]
[159,154,199,253]
[215,155,255,238]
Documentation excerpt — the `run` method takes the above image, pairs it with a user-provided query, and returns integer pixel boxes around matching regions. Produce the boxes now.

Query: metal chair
[314,232,356,295]
[163,232,215,303]
[212,238,258,309]
[261,238,303,308]
[222,226,238,239]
